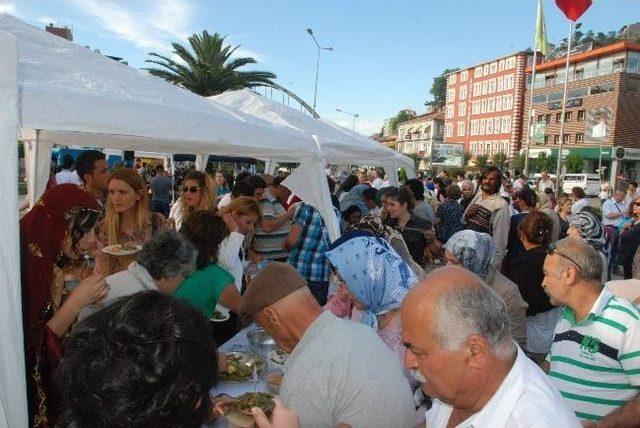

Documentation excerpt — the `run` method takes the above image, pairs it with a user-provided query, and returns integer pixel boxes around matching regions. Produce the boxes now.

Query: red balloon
[555,0,592,21]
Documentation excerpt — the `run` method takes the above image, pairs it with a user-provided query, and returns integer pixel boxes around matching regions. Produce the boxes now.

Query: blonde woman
[169,170,216,230]
[98,169,169,272]
[217,196,261,291]
[557,196,572,239]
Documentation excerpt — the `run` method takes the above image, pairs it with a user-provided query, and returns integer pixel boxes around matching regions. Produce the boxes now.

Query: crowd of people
[18,152,640,427]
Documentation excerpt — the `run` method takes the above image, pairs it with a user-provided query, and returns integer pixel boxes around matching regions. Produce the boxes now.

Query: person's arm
[259,209,295,233]
[283,224,302,250]
[491,204,511,267]
[218,283,244,314]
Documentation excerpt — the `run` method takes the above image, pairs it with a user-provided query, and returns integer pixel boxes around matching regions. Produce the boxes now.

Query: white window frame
[460,86,467,100]
[457,121,466,136]
[490,62,497,74]
[458,102,467,117]
[461,70,469,82]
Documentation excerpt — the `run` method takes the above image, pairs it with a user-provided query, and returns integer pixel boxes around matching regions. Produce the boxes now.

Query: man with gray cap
[243,262,416,428]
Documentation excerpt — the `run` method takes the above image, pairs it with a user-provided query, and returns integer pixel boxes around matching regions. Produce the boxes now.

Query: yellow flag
[535,0,549,56]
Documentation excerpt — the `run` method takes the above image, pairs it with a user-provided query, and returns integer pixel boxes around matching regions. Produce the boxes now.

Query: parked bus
[561,174,601,197]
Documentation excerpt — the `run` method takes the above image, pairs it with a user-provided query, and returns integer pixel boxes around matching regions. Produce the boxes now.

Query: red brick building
[45,24,72,41]
[523,42,640,182]
[445,52,531,163]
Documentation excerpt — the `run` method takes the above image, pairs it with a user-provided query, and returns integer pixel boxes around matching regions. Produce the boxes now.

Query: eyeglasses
[547,242,581,270]
[182,186,200,193]
[633,202,640,207]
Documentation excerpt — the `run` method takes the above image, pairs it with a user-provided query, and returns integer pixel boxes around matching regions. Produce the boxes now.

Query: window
[494,117,501,133]
[487,99,495,113]
[446,88,456,102]
[490,62,497,74]
[545,75,557,87]
[576,133,584,144]
[457,122,466,136]
[613,59,625,72]
[498,59,505,71]
[497,76,504,92]
[479,120,485,135]
[533,94,546,103]
[496,96,503,111]
[574,68,584,80]
[471,120,479,135]
[590,83,615,95]
[460,86,467,100]
[553,135,560,144]
[488,79,497,93]
[486,119,494,134]
[563,134,570,144]
[544,135,550,144]
[481,99,487,113]
[459,102,467,117]
[472,101,480,115]
[565,112,572,122]
[483,64,489,75]
[461,71,469,82]
[504,116,512,133]
[555,112,562,123]
[445,123,453,138]
[537,114,544,123]
[473,83,481,96]
[449,74,457,84]
[577,110,586,121]
[505,57,516,69]
[475,67,483,78]
[482,81,488,95]
[446,105,454,118]
[545,114,551,124]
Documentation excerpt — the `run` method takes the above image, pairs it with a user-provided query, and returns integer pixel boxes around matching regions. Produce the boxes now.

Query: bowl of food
[225,393,275,427]
[247,328,277,358]
[267,348,288,366]
[102,243,141,256]
[218,352,266,382]
[265,370,284,395]
[211,304,230,323]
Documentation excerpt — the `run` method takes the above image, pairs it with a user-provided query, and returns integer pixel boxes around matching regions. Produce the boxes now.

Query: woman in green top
[175,210,243,318]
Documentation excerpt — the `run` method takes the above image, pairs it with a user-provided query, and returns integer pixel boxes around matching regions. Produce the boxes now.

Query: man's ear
[465,335,490,370]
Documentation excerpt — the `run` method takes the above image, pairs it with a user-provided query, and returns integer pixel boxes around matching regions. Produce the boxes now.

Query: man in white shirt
[55,154,82,186]
[513,174,528,191]
[538,170,555,193]
[370,168,386,190]
[401,266,580,428]
[602,190,627,279]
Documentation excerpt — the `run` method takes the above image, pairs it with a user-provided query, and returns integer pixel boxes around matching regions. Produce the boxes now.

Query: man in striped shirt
[542,238,640,424]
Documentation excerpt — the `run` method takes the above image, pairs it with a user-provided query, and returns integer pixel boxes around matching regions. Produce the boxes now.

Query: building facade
[444,52,530,163]
[395,110,444,168]
[523,42,640,183]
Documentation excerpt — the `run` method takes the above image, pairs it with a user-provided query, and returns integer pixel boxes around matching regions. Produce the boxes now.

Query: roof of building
[527,41,640,73]
[397,109,444,125]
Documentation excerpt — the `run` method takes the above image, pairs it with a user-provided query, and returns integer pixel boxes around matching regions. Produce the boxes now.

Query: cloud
[0,2,16,15]
[329,116,384,137]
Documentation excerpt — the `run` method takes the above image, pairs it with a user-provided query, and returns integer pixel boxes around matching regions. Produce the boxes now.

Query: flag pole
[523,45,538,176]
[555,19,573,197]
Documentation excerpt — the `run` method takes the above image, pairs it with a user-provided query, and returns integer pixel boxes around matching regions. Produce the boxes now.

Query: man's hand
[252,397,299,428]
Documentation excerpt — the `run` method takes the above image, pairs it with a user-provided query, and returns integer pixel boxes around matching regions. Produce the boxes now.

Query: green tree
[535,152,553,172]
[491,152,507,167]
[565,152,584,173]
[145,31,276,96]
[475,155,488,170]
[512,153,526,174]
[425,68,460,109]
[388,110,416,134]
[463,151,471,167]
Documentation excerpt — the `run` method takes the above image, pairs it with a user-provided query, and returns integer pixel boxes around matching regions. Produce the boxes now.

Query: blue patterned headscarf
[339,184,370,215]
[325,235,418,330]
[443,230,495,279]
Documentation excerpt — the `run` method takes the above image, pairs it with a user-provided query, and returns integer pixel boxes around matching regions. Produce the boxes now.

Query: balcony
[527,65,640,89]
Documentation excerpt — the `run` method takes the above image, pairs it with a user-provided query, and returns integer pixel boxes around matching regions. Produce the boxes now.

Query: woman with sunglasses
[505,211,559,364]
[169,170,216,231]
[618,196,640,279]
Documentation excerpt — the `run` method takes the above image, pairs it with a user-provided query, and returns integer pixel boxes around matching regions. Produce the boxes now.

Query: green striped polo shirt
[548,287,640,422]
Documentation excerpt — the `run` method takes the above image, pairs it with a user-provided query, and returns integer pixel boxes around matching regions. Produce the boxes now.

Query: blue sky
[1,0,637,135]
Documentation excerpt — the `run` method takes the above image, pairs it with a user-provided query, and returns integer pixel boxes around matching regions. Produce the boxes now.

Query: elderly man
[542,238,640,424]
[243,263,416,428]
[458,179,475,212]
[402,266,580,427]
[463,166,511,266]
[79,230,196,320]
[538,170,555,193]
[602,189,628,279]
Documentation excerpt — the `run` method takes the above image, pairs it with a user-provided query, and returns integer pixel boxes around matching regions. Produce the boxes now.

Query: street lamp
[335,108,359,131]
[306,28,333,112]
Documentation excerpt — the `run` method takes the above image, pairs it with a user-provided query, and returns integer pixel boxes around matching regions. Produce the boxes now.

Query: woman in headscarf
[20,184,109,427]
[324,233,418,362]
[338,183,370,216]
[567,210,608,282]
[443,230,528,350]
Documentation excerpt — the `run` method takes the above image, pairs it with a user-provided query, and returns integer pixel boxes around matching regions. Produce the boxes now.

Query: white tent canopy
[210,89,415,180]
[0,14,360,427]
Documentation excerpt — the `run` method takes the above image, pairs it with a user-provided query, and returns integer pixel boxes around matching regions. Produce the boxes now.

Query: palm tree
[145,31,276,96]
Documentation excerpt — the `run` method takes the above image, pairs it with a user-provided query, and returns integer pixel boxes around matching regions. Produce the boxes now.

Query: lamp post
[335,108,359,131]
[306,28,333,112]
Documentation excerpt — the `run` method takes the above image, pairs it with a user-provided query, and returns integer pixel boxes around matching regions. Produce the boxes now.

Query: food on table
[268,348,288,365]
[229,392,275,417]
[212,311,226,320]
[102,243,140,255]
[218,353,265,381]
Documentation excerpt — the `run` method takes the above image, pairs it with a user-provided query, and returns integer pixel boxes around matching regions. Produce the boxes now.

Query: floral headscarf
[325,234,418,330]
[569,211,608,257]
[443,230,495,280]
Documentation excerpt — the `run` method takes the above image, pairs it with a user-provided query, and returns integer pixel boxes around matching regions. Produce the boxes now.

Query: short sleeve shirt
[173,263,234,318]
[287,203,331,283]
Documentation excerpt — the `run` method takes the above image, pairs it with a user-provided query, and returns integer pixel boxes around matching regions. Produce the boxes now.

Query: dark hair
[518,211,553,246]
[155,164,165,172]
[181,210,230,269]
[59,208,102,266]
[61,154,75,170]
[245,175,267,190]
[386,187,414,212]
[630,181,638,188]
[57,291,217,428]
[362,187,377,201]
[544,187,554,194]
[273,176,286,187]
[342,205,361,219]
[479,166,503,194]
[183,170,207,188]
[572,186,586,199]
[327,176,336,193]
[235,171,252,183]
[446,184,461,200]
[75,150,106,183]
[231,181,256,198]
[405,179,425,201]
[341,175,359,193]
[517,187,538,209]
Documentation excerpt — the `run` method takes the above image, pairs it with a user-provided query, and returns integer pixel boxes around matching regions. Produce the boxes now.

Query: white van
[562,174,601,196]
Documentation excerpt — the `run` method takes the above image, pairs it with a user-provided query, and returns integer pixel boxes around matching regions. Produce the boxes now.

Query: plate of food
[102,243,141,256]
[267,348,288,366]
[210,392,275,427]
[211,305,230,323]
[218,352,266,382]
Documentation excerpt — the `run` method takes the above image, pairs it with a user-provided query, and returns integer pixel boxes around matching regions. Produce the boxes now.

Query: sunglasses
[634,202,640,207]
[547,242,581,270]
[182,186,200,193]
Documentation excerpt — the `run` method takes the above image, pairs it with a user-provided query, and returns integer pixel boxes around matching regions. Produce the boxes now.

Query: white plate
[102,244,141,256]
[211,304,231,323]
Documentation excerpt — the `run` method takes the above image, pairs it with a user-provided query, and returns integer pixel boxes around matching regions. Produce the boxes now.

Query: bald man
[402,266,579,427]
[243,263,415,428]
